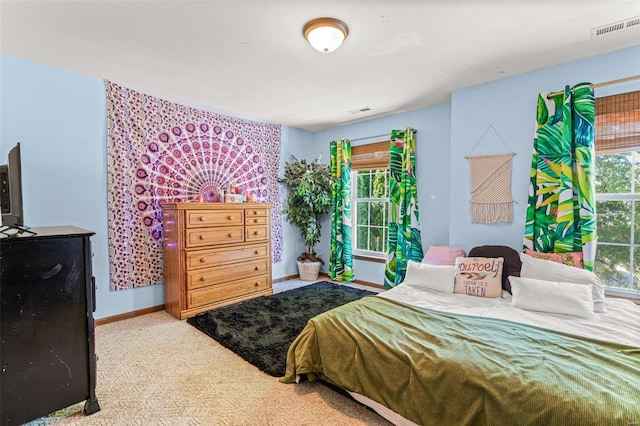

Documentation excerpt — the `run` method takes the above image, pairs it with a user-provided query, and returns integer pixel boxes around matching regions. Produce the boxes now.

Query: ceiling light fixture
[303,17,349,53]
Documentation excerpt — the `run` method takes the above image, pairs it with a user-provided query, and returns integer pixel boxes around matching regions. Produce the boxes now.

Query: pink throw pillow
[422,245,466,266]
[525,249,584,269]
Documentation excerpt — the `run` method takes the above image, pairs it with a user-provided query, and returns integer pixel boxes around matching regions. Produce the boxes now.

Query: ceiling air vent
[347,107,372,114]
[591,16,640,37]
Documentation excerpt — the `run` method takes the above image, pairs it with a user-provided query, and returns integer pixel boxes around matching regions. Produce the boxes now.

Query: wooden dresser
[161,203,273,320]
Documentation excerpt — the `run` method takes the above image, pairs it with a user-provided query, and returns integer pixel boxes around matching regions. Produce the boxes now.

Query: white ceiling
[1,1,639,131]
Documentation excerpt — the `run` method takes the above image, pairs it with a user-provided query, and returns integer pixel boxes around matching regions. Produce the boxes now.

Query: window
[351,141,390,258]
[354,168,389,255]
[594,90,640,297]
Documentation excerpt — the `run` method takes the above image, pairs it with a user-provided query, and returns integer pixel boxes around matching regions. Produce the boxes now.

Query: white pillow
[403,261,456,293]
[509,276,596,319]
[520,253,607,313]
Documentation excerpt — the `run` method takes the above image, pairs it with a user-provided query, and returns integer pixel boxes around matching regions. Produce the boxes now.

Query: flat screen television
[1,143,23,227]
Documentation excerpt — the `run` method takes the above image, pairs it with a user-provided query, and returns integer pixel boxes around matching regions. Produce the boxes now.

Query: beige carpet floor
[37,282,390,425]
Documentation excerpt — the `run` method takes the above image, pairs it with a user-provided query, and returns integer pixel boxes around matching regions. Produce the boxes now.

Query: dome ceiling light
[303,17,349,53]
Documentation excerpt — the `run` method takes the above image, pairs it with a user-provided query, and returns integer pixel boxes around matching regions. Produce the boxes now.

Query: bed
[280,247,640,426]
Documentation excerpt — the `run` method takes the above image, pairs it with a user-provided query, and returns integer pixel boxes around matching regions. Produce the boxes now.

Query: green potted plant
[280,155,333,280]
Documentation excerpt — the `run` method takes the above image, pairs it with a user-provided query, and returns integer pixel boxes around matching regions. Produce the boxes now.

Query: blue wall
[449,45,640,252]
[312,103,453,283]
[308,44,640,285]
[0,54,311,319]
[2,44,639,317]
[274,125,315,279]
[0,55,162,320]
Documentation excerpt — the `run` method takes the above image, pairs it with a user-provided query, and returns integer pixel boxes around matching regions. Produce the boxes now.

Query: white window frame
[595,153,640,298]
[352,168,390,259]
[594,88,640,299]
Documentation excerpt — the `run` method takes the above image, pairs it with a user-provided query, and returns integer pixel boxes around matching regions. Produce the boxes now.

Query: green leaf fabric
[524,83,597,270]
[385,128,424,287]
[330,139,354,282]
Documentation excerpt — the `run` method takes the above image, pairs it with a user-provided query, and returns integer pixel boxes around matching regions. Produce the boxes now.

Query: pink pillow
[422,245,466,266]
[525,249,584,269]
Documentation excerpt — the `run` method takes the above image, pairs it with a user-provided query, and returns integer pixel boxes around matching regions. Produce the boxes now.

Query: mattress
[344,284,640,425]
[377,284,640,347]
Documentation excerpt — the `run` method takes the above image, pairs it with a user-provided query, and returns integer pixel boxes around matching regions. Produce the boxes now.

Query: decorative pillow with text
[454,257,504,298]
[469,245,521,293]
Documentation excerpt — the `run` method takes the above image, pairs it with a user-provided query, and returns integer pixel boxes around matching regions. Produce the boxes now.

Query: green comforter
[281,296,640,426]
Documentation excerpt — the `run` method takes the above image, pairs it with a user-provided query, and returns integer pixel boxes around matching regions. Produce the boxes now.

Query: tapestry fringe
[470,201,513,223]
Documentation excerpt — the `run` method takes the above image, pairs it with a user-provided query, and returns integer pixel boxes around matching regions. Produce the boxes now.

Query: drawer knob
[227,215,232,220]
[254,231,259,235]
[228,233,233,238]
[198,216,205,221]
[199,235,206,240]
[255,266,261,271]
[255,250,260,254]
[254,282,259,287]
[199,257,206,263]
[200,276,207,281]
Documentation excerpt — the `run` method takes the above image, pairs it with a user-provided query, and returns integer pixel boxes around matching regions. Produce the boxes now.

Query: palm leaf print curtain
[524,83,597,271]
[330,139,354,282]
[385,127,424,287]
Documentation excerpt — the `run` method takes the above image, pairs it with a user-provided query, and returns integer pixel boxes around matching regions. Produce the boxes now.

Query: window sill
[353,253,386,264]
[605,288,640,305]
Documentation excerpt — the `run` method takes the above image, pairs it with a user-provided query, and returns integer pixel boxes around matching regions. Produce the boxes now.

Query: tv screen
[1,143,23,227]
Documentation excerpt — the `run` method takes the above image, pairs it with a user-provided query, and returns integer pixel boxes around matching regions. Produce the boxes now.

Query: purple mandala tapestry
[105,81,282,290]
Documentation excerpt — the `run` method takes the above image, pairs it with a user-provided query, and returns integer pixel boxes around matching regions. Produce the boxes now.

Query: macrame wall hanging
[465,125,515,224]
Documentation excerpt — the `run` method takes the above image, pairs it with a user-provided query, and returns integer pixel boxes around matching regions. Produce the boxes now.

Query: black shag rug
[187,281,376,377]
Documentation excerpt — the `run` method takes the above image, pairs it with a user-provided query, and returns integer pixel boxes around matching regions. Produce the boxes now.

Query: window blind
[595,90,640,154]
[351,141,389,170]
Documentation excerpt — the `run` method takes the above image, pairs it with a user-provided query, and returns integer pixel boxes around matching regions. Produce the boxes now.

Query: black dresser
[0,226,100,425]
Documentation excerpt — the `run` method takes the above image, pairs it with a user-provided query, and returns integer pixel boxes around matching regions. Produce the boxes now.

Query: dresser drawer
[186,226,244,248]
[245,208,269,225]
[187,259,269,289]
[245,208,269,219]
[186,243,269,270]
[245,216,268,225]
[186,210,243,228]
[187,276,269,309]
[245,225,268,242]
